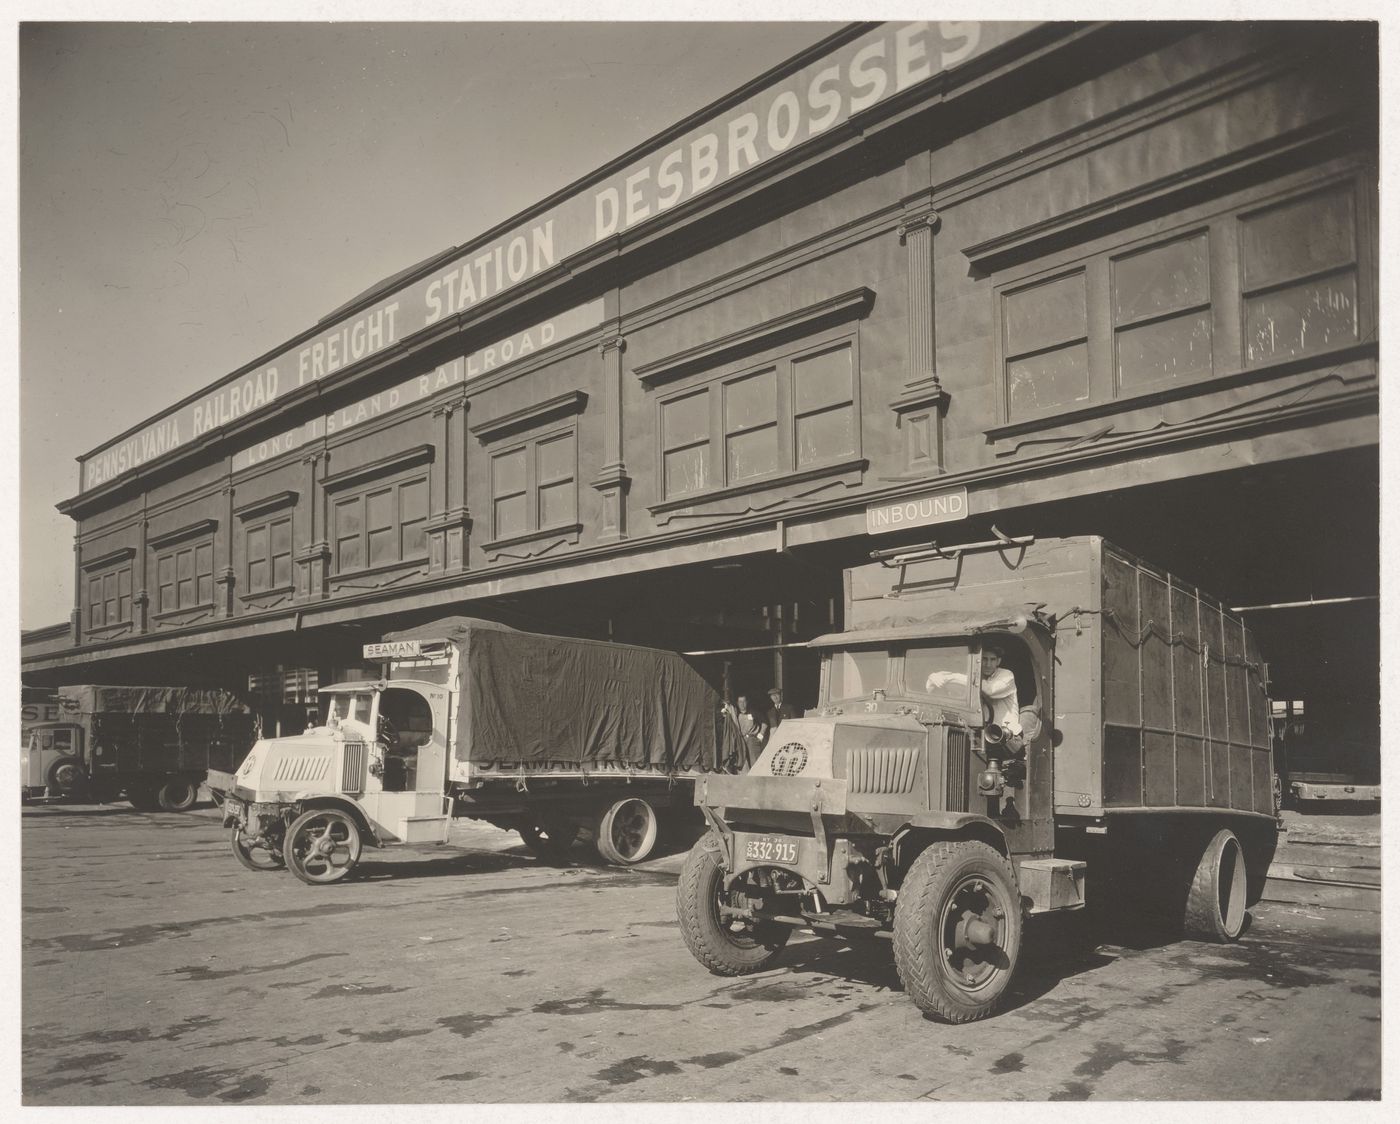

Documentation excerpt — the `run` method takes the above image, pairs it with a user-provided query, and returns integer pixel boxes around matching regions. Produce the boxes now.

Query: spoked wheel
[284,808,362,885]
[1184,828,1248,942]
[230,824,285,872]
[595,797,660,865]
[893,840,1022,1023]
[676,836,790,975]
[518,814,580,859]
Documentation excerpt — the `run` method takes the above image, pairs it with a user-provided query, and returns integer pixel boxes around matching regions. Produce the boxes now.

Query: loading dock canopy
[807,612,1040,649]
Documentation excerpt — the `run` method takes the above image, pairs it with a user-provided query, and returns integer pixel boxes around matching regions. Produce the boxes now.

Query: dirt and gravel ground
[21,799,1382,1104]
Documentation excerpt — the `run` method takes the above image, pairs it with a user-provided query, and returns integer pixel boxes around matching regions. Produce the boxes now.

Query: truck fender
[895,813,1010,864]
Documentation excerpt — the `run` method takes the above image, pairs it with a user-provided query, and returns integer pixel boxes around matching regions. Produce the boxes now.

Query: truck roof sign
[363,639,450,661]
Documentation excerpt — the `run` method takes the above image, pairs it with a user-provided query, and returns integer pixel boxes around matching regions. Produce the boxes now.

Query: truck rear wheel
[676,836,790,976]
[595,797,660,865]
[1183,828,1248,942]
[893,840,1022,1023]
[285,808,362,885]
[155,778,199,812]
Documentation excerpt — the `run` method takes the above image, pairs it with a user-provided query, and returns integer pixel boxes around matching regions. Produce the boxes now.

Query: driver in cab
[924,644,1022,747]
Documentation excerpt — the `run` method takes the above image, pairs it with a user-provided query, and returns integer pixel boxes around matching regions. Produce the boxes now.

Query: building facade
[25,22,1379,769]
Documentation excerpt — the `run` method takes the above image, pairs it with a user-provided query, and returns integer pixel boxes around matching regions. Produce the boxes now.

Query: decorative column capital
[600,334,627,357]
[897,210,940,245]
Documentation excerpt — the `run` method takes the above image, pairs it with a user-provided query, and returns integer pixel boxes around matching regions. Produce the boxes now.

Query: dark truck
[677,534,1281,1022]
[23,685,257,811]
[222,618,746,883]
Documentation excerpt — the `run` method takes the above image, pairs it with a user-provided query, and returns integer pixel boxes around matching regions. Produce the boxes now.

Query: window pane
[495,493,527,539]
[1242,185,1356,290]
[1113,233,1209,325]
[796,404,855,467]
[271,518,292,556]
[1006,342,1090,418]
[272,552,292,589]
[905,644,974,707]
[335,497,362,539]
[368,527,396,566]
[249,558,268,592]
[1245,272,1358,364]
[1004,272,1087,357]
[366,487,394,534]
[247,526,268,567]
[118,570,131,622]
[336,533,363,573]
[829,648,887,700]
[724,368,776,433]
[158,555,174,589]
[539,479,575,528]
[536,434,574,484]
[726,422,778,482]
[665,445,709,498]
[793,346,853,415]
[662,389,710,450]
[401,519,427,560]
[1117,311,1213,391]
[492,448,527,499]
[399,478,427,523]
[196,544,213,603]
[177,549,193,582]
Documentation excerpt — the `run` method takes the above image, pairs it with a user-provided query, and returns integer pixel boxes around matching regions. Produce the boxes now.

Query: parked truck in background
[676,534,1281,1023]
[219,617,745,884]
[22,685,258,811]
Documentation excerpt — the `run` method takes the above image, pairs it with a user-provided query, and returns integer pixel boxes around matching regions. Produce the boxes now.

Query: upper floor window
[246,513,293,593]
[156,539,214,614]
[86,560,132,630]
[490,428,577,541]
[995,172,1371,425]
[659,336,858,502]
[333,473,428,574]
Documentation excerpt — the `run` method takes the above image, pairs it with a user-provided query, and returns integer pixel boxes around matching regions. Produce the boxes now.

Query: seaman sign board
[866,487,969,535]
[80,21,1038,492]
[363,639,451,662]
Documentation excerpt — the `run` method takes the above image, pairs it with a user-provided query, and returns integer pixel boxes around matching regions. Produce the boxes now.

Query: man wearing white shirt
[925,644,1021,738]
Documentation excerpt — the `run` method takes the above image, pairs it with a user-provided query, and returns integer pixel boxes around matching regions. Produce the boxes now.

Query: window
[658,338,857,502]
[995,172,1371,425]
[87,563,132,629]
[333,473,428,573]
[904,644,976,708]
[156,540,214,614]
[827,648,887,701]
[490,429,577,540]
[245,514,293,593]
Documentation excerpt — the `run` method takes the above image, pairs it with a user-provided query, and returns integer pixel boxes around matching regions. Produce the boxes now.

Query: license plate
[743,835,800,865]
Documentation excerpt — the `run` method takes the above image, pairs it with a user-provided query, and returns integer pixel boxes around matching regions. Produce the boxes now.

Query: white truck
[218,617,746,884]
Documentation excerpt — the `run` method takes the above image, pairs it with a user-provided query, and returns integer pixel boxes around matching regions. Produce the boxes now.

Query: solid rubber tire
[892,840,1023,1023]
[155,778,199,812]
[595,797,660,865]
[1183,827,1248,942]
[676,836,790,976]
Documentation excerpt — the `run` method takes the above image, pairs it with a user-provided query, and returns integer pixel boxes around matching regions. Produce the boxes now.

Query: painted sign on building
[231,299,604,473]
[866,487,969,534]
[82,22,1037,491]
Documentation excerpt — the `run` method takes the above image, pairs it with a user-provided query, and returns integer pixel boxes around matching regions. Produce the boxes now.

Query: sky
[16,15,844,629]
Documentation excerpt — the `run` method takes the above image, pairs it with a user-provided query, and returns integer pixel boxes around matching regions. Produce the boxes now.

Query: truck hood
[237,726,372,797]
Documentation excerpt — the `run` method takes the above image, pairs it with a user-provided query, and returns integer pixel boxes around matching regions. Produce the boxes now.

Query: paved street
[22,800,1381,1105]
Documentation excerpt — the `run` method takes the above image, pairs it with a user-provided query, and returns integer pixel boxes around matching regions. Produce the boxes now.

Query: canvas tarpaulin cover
[382,617,744,771]
[56,685,251,716]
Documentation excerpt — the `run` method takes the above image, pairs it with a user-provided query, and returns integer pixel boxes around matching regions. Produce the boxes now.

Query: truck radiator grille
[848,747,919,794]
[945,728,970,813]
[340,741,367,794]
[272,755,331,784]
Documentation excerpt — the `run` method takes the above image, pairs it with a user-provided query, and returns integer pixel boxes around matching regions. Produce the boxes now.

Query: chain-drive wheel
[676,835,790,976]
[1183,827,1248,942]
[285,808,362,885]
[230,824,285,872]
[519,814,580,859]
[595,797,660,865]
[893,840,1022,1023]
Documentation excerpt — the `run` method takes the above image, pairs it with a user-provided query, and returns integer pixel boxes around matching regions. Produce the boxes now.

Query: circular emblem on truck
[770,743,809,777]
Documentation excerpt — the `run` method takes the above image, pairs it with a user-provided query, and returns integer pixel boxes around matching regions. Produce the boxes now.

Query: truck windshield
[828,647,888,701]
[325,692,374,726]
[904,643,976,708]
